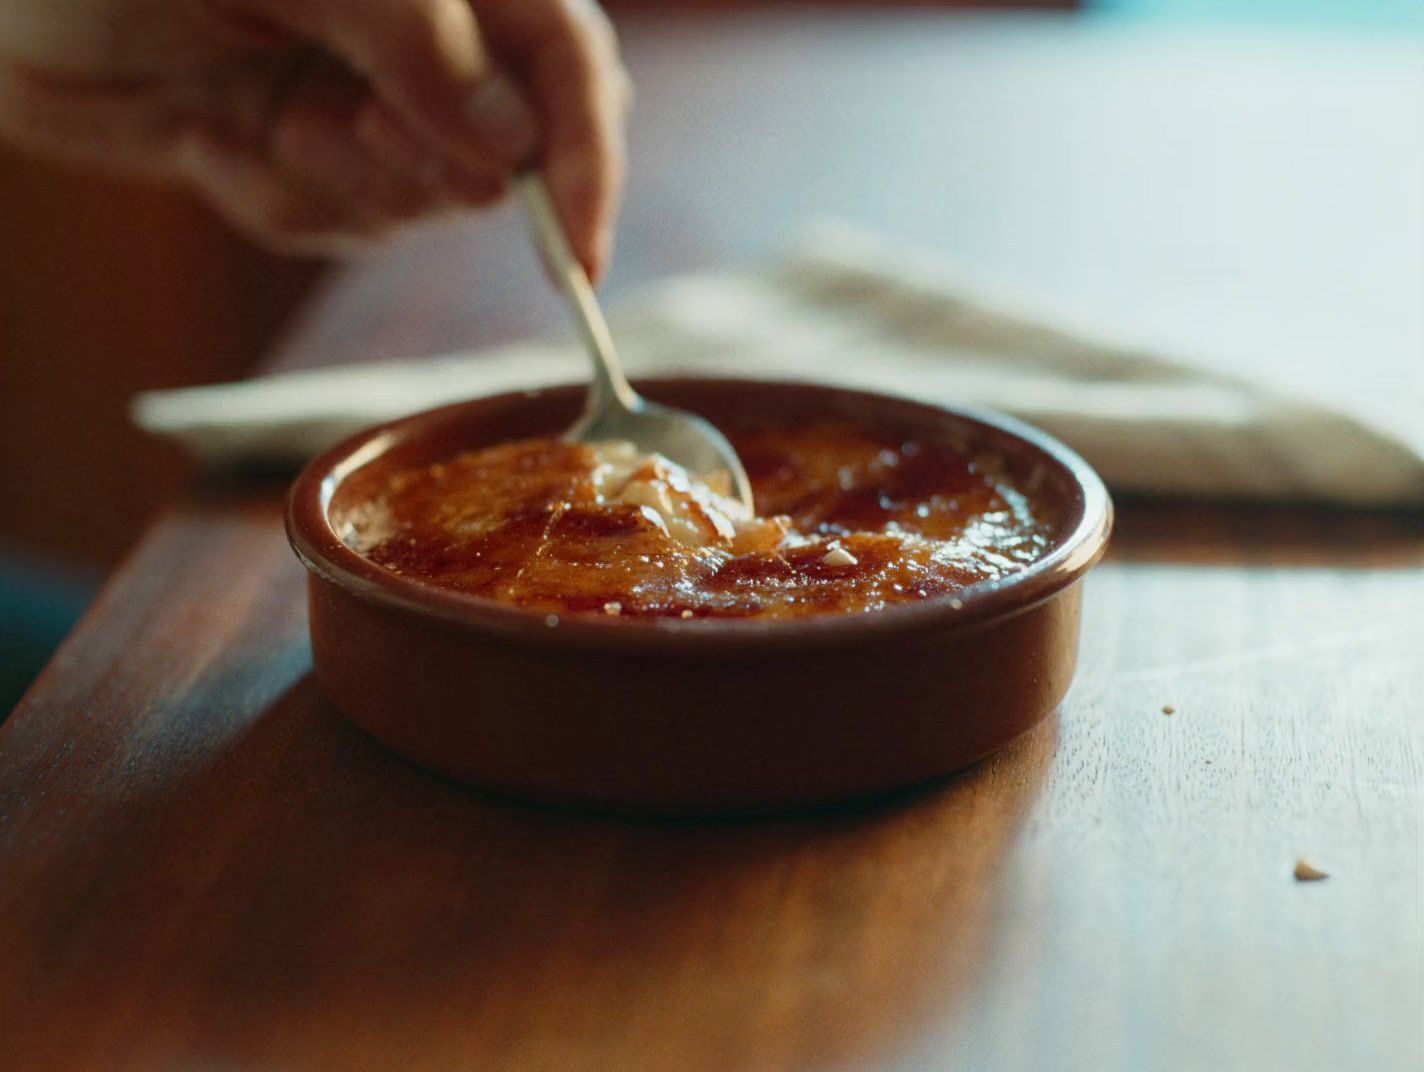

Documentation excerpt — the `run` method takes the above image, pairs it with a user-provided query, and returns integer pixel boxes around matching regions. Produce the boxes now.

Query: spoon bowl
[564,395,755,504]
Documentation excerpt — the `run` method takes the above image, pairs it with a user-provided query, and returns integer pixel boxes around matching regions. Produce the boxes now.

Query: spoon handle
[516,174,639,413]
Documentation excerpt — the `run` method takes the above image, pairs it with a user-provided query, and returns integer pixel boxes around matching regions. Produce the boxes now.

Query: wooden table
[3,12,1421,1070]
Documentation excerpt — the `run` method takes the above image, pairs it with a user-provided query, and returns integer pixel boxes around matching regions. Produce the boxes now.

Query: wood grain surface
[3,12,1422,1071]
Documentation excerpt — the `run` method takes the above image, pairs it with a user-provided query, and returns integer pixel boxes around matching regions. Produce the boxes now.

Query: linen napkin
[134,228,1424,508]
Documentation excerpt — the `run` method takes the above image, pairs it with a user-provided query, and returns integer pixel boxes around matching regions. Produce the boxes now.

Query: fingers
[268,67,439,219]
[0,0,631,270]
[484,0,631,279]
[179,115,439,256]
[247,0,537,175]
[0,58,179,174]
[181,56,516,257]
[179,130,364,257]
[352,98,508,206]
[353,102,444,188]
[276,0,633,278]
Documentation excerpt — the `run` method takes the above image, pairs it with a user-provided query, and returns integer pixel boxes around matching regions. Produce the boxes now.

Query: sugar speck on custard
[603,601,623,616]
[680,609,694,619]
[822,546,858,567]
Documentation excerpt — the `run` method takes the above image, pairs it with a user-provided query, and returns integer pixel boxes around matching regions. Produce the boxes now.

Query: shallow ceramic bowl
[287,379,1112,813]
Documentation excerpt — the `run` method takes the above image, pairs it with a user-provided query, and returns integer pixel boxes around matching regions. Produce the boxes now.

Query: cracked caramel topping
[341,425,1053,620]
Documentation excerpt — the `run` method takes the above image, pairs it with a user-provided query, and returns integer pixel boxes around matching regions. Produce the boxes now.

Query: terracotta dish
[287,380,1112,812]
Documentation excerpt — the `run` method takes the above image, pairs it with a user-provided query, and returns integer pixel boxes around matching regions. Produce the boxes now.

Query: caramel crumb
[822,546,858,567]
[603,601,623,616]
[1162,704,1176,715]
[1293,859,1329,882]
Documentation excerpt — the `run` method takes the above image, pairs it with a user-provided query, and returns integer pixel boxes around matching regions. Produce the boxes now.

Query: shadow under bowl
[287,379,1112,813]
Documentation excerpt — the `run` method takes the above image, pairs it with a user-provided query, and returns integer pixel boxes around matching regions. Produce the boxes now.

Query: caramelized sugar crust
[342,426,1053,620]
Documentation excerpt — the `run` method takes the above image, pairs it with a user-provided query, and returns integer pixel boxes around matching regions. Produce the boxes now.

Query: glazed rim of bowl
[287,378,1113,653]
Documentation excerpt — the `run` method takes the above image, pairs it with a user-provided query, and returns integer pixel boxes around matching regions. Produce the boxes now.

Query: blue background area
[1,552,96,714]
[1094,0,1424,29]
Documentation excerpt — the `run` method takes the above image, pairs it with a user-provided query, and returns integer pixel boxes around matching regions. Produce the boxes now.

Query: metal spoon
[515,174,754,509]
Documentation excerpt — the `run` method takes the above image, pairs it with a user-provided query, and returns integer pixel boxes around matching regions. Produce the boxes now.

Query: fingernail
[466,78,537,162]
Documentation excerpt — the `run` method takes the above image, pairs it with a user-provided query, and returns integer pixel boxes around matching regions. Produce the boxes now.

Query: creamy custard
[341,425,1054,620]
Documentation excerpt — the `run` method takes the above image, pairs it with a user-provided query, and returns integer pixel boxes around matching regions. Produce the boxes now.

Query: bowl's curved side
[289,377,1110,812]
[307,572,1084,812]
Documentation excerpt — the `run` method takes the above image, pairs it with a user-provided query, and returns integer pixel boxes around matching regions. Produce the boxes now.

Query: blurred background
[2,0,1420,709]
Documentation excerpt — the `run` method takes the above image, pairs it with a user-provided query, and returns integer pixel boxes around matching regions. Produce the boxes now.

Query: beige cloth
[134,228,1424,507]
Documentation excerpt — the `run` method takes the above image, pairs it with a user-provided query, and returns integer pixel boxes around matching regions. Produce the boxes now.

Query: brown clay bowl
[287,379,1112,813]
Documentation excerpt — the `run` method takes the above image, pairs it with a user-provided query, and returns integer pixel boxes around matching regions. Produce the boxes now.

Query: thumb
[249,0,538,171]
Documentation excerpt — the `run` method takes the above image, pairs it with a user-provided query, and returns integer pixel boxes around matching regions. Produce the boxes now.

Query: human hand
[0,0,630,275]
